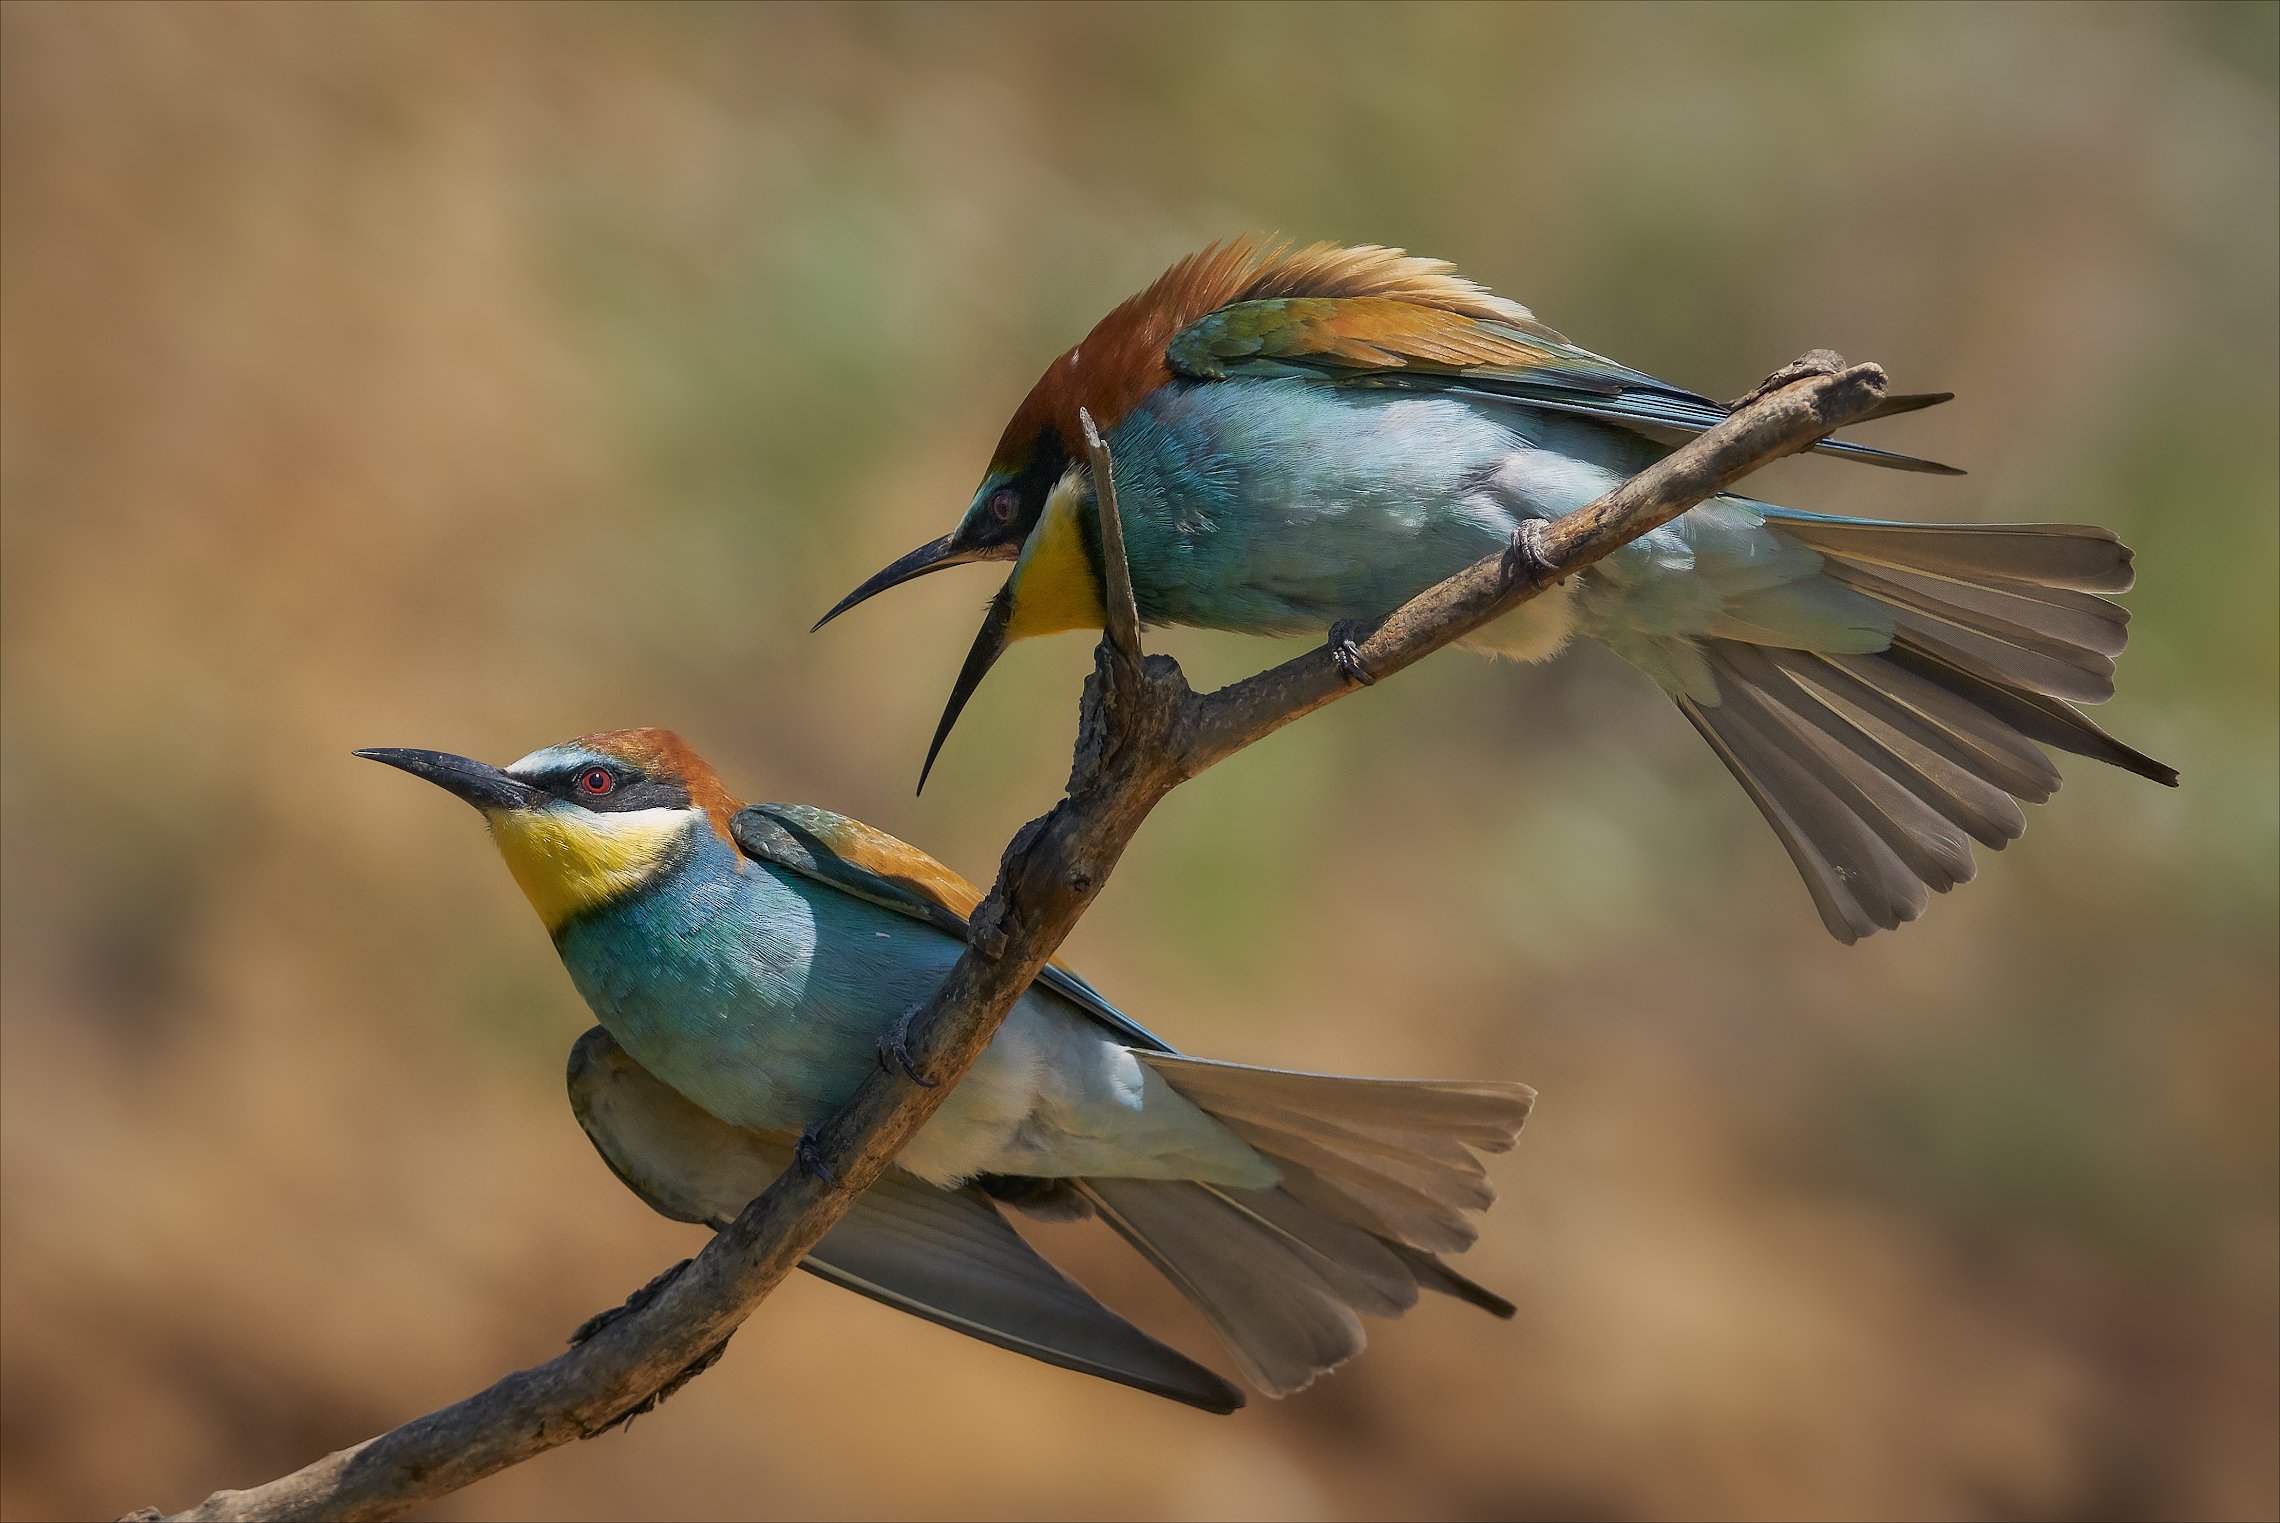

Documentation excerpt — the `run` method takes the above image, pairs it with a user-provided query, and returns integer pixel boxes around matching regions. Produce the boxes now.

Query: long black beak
[355,747,544,811]
[916,581,1015,794]
[813,533,1016,633]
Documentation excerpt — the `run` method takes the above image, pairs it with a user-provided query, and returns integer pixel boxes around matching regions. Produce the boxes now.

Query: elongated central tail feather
[1075,1056,1533,1397]
[1681,518,2175,942]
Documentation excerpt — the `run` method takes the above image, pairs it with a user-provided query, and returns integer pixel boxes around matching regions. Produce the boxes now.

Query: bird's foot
[569,1257,692,1347]
[875,1003,939,1088]
[1502,521,1558,590]
[570,1256,735,1436]
[794,1124,837,1185]
[609,1336,731,1433]
[1328,620,1376,686]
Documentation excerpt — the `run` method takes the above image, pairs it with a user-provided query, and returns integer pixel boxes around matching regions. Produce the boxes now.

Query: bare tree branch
[1078,405,1146,683]
[131,355,1892,1523]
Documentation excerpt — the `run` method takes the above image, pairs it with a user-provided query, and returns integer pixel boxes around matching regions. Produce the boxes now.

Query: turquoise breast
[551,825,960,1138]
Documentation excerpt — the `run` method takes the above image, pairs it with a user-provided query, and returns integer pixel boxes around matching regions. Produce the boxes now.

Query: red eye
[988,488,1018,523]
[577,766,616,797]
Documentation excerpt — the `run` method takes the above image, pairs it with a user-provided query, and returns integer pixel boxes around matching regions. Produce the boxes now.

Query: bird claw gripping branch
[875,1003,941,1088]
[1502,521,1558,591]
[1327,620,1377,686]
[568,1257,733,1437]
[793,1125,837,1185]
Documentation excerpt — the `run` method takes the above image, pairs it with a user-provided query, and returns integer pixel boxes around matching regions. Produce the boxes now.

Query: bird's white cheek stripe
[488,806,698,930]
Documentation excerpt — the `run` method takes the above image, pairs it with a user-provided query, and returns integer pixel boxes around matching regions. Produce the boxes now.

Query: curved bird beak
[813,533,1019,633]
[916,581,1015,795]
[355,747,544,812]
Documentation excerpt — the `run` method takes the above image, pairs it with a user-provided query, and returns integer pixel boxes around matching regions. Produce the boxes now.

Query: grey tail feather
[1388,1242,1518,1318]
[1077,1057,1533,1397]
[1678,518,2176,942]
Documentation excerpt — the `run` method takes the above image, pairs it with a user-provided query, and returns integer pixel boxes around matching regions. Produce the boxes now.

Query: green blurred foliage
[2,4,2273,1520]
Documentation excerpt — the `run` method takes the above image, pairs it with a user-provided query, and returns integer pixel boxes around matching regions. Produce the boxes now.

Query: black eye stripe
[981,427,1073,543]
[1010,428,1070,526]
[561,775,693,813]
[510,759,695,813]
[529,763,620,794]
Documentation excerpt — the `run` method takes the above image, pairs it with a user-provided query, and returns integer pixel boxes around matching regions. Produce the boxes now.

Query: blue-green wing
[1167,296,1957,475]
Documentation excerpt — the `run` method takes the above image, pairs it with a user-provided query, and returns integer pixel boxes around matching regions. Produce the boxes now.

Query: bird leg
[569,1257,735,1436]
[793,1123,837,1185]
[875,1002,940,1088]
[1502,520,1558,591]
[1328,620,1377,686]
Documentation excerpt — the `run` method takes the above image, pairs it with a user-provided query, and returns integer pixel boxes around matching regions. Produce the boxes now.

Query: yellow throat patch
[487,805,695,931]
[1005,470,1108,642]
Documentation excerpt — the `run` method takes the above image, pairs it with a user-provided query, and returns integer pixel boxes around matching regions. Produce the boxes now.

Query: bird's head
[814,409,1072,633]
[815,402,1112,791]
[357,728,743,933]
[815,258,1207,790]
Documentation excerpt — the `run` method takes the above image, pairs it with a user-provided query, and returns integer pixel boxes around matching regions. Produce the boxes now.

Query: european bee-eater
[359,728,1533,1408]
[818,237,2177,943]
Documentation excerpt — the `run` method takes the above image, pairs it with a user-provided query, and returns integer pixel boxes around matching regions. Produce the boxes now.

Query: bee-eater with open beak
[360,728,1533,1408]
[818,237,2177,943]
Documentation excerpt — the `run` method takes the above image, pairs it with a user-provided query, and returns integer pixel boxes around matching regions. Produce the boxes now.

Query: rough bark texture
[130,356,1892,1523]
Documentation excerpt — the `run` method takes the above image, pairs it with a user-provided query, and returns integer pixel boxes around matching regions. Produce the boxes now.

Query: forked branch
[134,355,1893,1523]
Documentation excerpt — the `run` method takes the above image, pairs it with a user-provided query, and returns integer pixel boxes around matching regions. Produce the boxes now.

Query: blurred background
[3,4,2274,1519]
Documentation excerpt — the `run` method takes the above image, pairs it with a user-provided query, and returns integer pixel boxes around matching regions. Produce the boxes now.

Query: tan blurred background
[3,4,2274,1519]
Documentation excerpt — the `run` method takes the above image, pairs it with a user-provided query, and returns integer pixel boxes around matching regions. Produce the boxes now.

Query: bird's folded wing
[732,802,981,936]
[1166,296,1956,475]
[565,1028,1241,1412]
[730,804,1173,1053]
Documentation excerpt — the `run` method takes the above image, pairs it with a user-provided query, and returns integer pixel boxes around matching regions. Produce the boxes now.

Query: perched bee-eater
[818,237,2176,942]
[359,728,1533,1408]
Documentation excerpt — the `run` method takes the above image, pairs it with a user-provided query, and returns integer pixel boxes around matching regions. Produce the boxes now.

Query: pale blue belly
[1104,379,1654,634]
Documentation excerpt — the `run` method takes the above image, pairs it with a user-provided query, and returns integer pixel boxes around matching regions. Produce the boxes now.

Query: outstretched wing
[566,1028,1241,1412]
[1165,288,1957,476]
[730,803,1174,1053]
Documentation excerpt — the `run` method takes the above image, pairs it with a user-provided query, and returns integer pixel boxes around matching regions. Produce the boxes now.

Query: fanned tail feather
[1681,518,2176,942]
[1387,1242,1518,1318]
[1078,1057,1533,1396]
